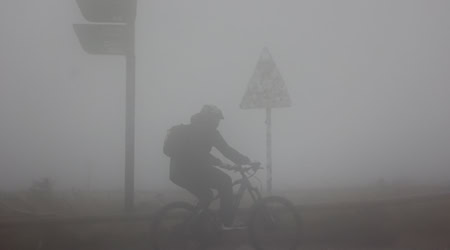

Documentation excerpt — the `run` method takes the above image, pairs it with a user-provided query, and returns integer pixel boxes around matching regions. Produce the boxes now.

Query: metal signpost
[240,48,291,193]
[74,0,137,212]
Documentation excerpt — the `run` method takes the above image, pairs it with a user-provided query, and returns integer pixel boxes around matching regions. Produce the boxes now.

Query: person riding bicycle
[164,105,252,230]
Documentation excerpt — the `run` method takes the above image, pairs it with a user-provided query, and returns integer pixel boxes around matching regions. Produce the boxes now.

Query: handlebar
[220,162,263,174]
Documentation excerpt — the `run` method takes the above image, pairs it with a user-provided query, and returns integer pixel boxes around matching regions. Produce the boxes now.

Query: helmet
[200,104,224,120]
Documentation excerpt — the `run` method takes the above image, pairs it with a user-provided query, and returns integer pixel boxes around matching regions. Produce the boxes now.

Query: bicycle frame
[229,167,261,219]
[189,165,262,225]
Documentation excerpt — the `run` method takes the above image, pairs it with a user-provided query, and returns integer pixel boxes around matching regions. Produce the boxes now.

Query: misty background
[1,0,450,191]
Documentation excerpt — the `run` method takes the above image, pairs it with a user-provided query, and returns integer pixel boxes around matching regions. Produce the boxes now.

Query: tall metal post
[74,0,138,212]
[241,48,290,195]
[124,22,135,212]
[266,108,272,193]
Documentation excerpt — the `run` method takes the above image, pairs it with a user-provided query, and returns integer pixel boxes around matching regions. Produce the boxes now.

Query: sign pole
[74,0,138,212]
[266,108,272,194]
[124,22,135,212]
[240,48,291,195]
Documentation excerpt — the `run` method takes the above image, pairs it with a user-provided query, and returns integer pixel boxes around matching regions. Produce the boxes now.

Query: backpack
[163,124,189,158]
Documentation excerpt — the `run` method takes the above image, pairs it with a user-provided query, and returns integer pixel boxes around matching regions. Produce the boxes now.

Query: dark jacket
[169,113,250,182]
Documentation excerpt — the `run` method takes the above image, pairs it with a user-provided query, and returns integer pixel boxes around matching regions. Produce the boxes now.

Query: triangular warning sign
[240,48,291,109]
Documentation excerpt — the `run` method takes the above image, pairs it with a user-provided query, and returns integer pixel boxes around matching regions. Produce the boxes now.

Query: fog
[1,0,450,191]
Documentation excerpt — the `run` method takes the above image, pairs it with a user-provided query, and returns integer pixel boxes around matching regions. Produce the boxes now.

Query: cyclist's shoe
[221,222,247,231]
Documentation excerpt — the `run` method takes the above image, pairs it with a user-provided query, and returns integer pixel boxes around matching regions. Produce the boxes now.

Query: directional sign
[76,0,137,23]
[73,24,131,55]
[240,48,291,109]
[73,0,138,212]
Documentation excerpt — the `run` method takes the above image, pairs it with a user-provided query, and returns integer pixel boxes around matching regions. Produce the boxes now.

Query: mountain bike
[151,162,301,250]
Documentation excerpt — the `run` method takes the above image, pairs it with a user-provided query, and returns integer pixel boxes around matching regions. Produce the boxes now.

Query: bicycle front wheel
[248,196,301,250]
[151,201,202,250]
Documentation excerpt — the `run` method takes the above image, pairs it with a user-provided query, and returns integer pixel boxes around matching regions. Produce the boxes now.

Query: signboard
[240,48,291,193]
[73,0,137,211]
[73,24,131,55]
[240,47,291,109]
[76,0,137,23]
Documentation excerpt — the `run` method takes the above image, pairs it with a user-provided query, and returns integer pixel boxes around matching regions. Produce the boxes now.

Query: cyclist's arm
[213,131,251,165]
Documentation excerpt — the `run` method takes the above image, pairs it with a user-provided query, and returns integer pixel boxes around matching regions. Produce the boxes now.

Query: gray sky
[1,0,450,190]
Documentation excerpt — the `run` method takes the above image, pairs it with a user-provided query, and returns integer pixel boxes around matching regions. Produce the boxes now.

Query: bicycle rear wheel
[248,196,301,250]
[151,201,203,250]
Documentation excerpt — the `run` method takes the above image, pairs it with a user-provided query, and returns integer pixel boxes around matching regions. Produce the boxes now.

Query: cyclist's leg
[172,175,213,210]
[202,167,233,226]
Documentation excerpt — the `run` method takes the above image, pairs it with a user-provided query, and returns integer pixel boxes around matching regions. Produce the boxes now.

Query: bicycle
[151,162,301,250]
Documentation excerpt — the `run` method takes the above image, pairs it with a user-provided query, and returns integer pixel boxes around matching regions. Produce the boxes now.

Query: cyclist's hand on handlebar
[249,161,262,169]
[249,161,261,167]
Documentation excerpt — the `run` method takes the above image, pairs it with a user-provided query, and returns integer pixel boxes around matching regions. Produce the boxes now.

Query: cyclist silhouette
[166,105,251,229]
